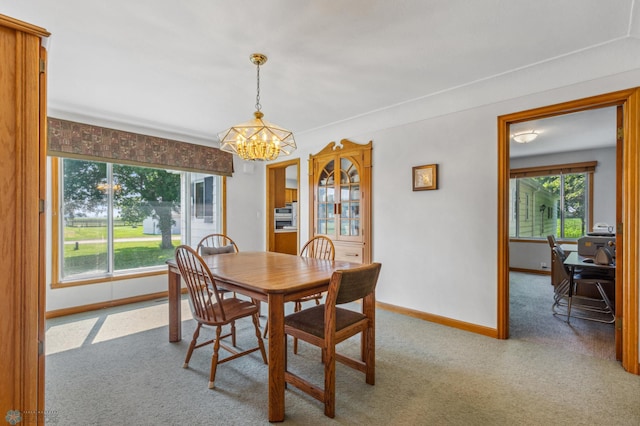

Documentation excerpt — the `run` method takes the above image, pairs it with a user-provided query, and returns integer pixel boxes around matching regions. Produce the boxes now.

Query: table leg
[567,265,575,324]
[268,293,285,422]
[168,268,182,342]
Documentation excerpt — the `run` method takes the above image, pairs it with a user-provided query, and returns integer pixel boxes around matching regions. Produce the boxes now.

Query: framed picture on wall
[412,164,438,191]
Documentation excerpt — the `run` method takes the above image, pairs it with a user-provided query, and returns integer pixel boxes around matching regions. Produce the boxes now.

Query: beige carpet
[509,271,616,361]
[43,284,638,425]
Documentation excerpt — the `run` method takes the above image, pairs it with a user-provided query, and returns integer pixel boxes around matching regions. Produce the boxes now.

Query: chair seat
[285,305,366,338]
[198,298,260,325]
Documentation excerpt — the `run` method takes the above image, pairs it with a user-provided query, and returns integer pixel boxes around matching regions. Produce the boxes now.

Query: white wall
[47,37,640,340]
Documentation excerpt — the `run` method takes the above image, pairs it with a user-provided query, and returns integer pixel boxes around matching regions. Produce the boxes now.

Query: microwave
[274,207,293,215]
[274,205,294,229]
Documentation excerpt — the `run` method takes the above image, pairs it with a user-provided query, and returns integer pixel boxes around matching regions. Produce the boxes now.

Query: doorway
[497,89,640,374]
[266,159,300,253]
[508,106,618,360]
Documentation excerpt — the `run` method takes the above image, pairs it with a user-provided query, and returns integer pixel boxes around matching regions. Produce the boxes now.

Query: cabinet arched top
[309,139,372,158]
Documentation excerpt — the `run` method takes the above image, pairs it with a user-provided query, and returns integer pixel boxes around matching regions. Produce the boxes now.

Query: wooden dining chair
[284,262,382,418]
[196,233,239,255]
[174,245,267,389]
[196,233,241,342]
[292,236,335,353]
[263,235,335,346]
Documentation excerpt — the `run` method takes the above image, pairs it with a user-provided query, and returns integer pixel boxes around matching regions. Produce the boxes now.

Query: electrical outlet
[541,262,548,269]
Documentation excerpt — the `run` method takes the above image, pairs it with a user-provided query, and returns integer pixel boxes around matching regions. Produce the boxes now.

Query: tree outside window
[60,158,221,280]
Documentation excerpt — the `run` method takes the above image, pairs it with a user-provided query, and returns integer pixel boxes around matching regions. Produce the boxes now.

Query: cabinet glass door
[339,157,360,237]
[316,160,335,236]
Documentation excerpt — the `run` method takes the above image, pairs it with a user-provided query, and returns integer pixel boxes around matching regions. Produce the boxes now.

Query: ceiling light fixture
[512,130,538,144]
[218,53,296,161]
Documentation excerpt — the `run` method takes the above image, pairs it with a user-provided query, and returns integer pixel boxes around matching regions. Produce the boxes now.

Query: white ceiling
[2,1,637,153]
[509,106,618,158]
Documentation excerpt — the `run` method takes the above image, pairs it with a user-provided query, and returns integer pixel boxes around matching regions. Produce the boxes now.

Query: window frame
[50,157,226,288]
[509,161,595,241]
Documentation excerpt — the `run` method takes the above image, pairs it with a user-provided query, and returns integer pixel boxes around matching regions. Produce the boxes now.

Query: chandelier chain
[255,63,261,112]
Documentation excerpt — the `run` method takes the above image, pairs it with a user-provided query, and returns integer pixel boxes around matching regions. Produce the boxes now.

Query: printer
[578,234,616,257]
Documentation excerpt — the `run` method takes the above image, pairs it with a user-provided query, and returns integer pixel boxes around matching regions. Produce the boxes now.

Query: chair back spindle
[301,235,335,260]
[175,245,226,323]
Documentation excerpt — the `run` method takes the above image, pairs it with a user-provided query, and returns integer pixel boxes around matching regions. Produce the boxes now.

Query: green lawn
[64,224,149,241]
[63,225,181,275]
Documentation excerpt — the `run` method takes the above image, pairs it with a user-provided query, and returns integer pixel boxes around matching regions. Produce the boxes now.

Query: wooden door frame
[497,89,639,374]
[265,158,300,252]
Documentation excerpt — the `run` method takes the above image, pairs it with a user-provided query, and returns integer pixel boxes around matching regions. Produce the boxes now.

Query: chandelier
[218,53,296,161]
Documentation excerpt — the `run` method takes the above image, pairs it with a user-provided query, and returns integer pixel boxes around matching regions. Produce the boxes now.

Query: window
[509,162,595,240]
[55,158,223,283]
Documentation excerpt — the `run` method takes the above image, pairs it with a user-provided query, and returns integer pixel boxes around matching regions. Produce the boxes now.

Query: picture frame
[412,164,438,191]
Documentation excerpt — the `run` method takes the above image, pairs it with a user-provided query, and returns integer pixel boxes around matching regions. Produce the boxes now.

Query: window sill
[51,268,167,289]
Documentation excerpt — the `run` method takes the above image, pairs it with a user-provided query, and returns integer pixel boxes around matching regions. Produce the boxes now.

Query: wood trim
[510,161,597,178]
[498,88,639,375]
[497,112,510,339]
[376,301,498,338]
[51,158,60,286]
[615,105,624,360]
[222,176,228,234]
[37,44,47,420]
[51,269,167,289]
[509,267,551,276]
[622,89,639,374]
[45,289,186,319]
[0,14,50,38]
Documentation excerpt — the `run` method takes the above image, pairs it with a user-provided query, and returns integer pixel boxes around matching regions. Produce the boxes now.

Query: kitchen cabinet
[285,188,298,203]
[0,14,49,420]
[309,139,372,264]
[274,230,298,255]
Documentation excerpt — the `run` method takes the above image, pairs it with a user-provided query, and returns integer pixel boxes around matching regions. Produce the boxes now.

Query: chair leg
[293,301,302,354]
[364,324,375,385]
[183,323,201,368]
[251,312,268,364]
[263,320,269,339]
[323,343,336,418]
[209,326,222,389]
[231,320,237,347]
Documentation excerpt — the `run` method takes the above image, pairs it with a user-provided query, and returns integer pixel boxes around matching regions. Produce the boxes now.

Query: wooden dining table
[166,251,362,422]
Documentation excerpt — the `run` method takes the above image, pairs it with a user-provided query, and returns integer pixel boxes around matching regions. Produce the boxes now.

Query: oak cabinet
[0,14,49,420]
[309,140,372,264]
[274,231,298,255]
[285,188,298,204]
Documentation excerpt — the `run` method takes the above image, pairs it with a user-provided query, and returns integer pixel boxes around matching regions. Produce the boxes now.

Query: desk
[563,251,615,274]
[562,251,615,323]
[166,251,361,422]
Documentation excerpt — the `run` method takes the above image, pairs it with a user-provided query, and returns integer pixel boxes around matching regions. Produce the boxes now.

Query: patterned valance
[47,117,233,176]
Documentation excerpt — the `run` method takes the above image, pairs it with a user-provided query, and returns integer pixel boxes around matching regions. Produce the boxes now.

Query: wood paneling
[0,14,48,421]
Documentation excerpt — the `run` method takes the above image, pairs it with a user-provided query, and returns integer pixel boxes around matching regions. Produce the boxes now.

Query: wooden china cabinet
[0,14,49,421]
[308,139,372,264]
